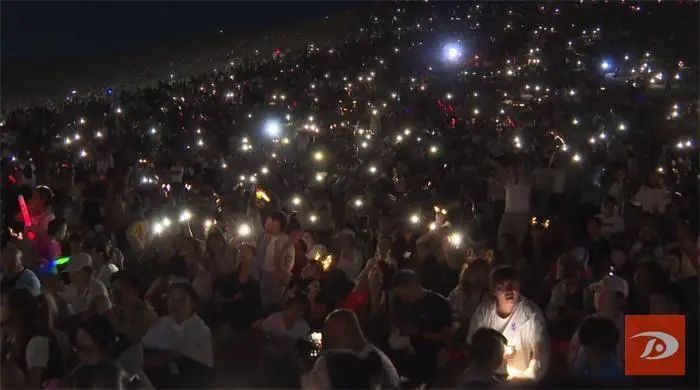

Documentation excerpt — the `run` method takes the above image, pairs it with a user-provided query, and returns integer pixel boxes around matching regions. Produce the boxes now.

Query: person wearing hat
[390,269,452,386]
[567,274,628,372]
[58,252,111,317]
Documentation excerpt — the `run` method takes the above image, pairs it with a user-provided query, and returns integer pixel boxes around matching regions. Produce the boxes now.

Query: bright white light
[313,151,324,161]
[95,131,103,138]
[353,198,363,208]
[237,223,252,237]
[264,119,281,137]
[368,165,377,174]
[162,217,172,228]
[443,43,463,62]
[292,196,302,206]
[448,232,463,248]
[261,166,269,175]
[152,222,164,235]
[429,145,438,154]
[315,173,324,182]
[79,149,87,158]
[309,214,318,223]
[572,118,579,125]
[572,153,582,163]
[150,127,157,134]
[409,214,421,225]
[79,118,86,124]
[446,93,452,100]
[600,60,610,70]
[179,210,192,222]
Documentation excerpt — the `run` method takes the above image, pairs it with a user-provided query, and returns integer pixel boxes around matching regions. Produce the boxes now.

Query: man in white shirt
[59,252,111,316]
[252,212,295,311]
[468,266,549,382]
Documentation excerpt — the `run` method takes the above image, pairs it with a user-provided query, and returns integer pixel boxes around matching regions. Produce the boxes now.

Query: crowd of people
[1,2,698,389]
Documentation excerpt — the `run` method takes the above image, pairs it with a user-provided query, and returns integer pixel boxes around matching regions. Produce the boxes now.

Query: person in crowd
[459,327,507,388]
[632,172,669,215]
[584,217,611,279]
[568,274,628,370]
[596,197,625,239]
[204,229,237,282]
[257,291,310,342]
[499,164,532,245]
[302,309,400,389]
[546,255,587,340]
[108,271,159,345]
[0,242,41,296]
[57,252,111,317]
[86,239,120,288]
[468,265,550,382]
[213,242,260,329]
[0,289,66,388]
[390,269,452,385]
[37,217,67,265]
[71,314,148,387]
[572,315,624,384]
[252,211,296,312]
[629,224,664,266]
[334,228,364,282]
[143,283,213,388]
[448,259,490,338]
[27,185,55,237]
[71,361,140,390]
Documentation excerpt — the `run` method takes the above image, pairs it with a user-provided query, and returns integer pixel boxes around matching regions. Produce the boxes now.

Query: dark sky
[2,1,359,63]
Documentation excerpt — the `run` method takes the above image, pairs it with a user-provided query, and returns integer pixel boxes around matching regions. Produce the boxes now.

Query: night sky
[2,1,358,63]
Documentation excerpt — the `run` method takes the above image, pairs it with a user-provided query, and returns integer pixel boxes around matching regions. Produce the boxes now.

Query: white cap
[306,244,328,260]
[335,228,356,239]
[63,252,93,273]
[590,274,629,298]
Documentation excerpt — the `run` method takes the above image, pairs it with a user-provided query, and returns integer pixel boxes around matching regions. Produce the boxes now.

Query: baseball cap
[590,274,629,298]
[62,252,93,273]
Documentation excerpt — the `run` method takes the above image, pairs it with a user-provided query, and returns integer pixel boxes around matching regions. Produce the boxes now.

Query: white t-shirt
[26,336,50,369]
[336,249,364,282]
[142,314,213,367]
[96,263,119,288]
[468,297,549,381]
[263,235,283,272]
[61,277,111,315]
[261,311,310,341]
[505,183,531,213]
[633,186,669,214]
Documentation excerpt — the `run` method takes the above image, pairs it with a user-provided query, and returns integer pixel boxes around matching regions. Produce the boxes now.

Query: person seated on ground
[213,242,260,330]
[459,327,507,388]
[302,309,400,389]
[108,271,159,345]
[142,283,213,388]
[568,274,628,370]
[70,314,149,387]
[546,255,587,340]
[595,196,625,240]
[573,315,624,384]
[468,265,549,382]
[448,259,490,341]
[57,252,111,318]
[389,269,453,386]
[256,291,310,343]
[0,242,41,296]
[0,289,66,388]
[85,239,119,288]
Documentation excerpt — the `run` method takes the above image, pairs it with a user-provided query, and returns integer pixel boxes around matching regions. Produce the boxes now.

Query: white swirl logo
[631,331,679,360]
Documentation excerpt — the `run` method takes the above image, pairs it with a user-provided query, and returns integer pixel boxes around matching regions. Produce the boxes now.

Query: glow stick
[18,195,35,240]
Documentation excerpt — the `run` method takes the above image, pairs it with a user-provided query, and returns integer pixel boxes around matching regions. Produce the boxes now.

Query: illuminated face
[493,280,520,313]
